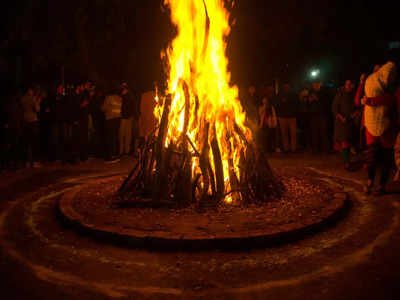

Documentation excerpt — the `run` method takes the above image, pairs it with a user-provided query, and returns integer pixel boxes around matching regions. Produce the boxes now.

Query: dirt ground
[1,153,400,299]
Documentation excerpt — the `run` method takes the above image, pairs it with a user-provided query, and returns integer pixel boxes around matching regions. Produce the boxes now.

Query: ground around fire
[58,168,347,249]
[1,153,400,299]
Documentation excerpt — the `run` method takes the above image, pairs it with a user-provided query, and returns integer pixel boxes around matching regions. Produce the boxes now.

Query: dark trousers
[92,114,105,158]
[311,115,330,152]
[365,143,394,187]
[40,120,51,161]
[258,127,278,152]
[22,121,40,164]
[1,127,22,168]
[79,116,89,161]
[60,122,74,163]
[105,118,120,160]
[299,113,312,150]
[50,121,68,161]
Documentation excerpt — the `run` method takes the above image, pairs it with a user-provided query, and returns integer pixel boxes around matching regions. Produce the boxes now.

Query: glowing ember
[155,0,252,203]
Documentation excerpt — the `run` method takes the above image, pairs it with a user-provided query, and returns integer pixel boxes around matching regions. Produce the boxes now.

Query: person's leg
[80,118,89,161]
[341,147,350,166]
[310,116,319,152]
[289,118,297,152]
[112,118,121,158]
[125,118,133,154]
[104,119,112,160]
[380,148,394,189]
[31,121,40,164]
[119,118,126,156]
[24,123,33,166]
[320,116,330,152]
[279,118,289,152]
[364,143,378,192]
[132,117,139,153]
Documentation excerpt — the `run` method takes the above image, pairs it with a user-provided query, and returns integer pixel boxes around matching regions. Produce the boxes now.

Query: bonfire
[118,0,283,207]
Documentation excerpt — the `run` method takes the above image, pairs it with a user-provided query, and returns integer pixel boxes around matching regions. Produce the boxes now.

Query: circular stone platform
[58,171,349,250]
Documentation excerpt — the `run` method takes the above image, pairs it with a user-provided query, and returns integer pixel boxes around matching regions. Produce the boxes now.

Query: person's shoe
[32,162,42,168]
[373,186,385,196]
[364,180,374,195]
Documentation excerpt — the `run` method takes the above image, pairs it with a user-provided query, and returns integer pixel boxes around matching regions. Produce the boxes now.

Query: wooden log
[199,122,211,200]
[175,153,192,206]
[233,122,250,146]
[185,135,200,157]
[226,132,240,202]
[182,81,191,138]
[192,173,201,200]
[211,123,224,203]
[117,161,140,195]
[153,94,172,202]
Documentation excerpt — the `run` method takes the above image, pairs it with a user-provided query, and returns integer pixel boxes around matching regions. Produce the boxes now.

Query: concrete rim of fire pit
[58,175,349,250]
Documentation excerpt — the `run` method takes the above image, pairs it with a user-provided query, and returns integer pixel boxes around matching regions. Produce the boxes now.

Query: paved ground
[1,153,400,300]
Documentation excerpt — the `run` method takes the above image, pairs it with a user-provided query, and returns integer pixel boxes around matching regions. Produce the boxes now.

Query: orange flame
[156,0,252,203]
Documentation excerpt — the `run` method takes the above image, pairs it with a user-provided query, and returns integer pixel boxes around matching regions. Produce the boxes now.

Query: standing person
[0,95,10,170]
[275,83,298,153]
[298,87,311,151]
[20,87,42,168]
[362,61,399,194]
[78,82,90,162]
[61,84,79,164]
[90,86,106,158]
[308,81,331,153]
[394,131,400,182]
[52,84,67,162]
[2,91,23,169]
[258,96,278,152]
[332,80,356,169]
[243,85,260,133]
[119,82,135,156]
[102,86,122,162]
[39,88,53,162]
[139,89,157,143]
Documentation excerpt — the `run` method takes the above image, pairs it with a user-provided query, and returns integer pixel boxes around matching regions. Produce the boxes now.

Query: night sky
[1,0,399,91]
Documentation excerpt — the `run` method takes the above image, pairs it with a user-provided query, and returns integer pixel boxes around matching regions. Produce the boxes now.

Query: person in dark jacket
[1,91,23,169]
[59,84,79,164]
[243,85,260,134]
[78,82,90,161]
[90,87,106,158]
[21,87,42,167]
[332,80,356,169]
[275,83,298,153]
[308,81,331,153]
[39,89,52,162]
[51,84,67,162]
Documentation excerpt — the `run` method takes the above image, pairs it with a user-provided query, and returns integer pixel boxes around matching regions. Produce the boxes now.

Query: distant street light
[310,69,320,78]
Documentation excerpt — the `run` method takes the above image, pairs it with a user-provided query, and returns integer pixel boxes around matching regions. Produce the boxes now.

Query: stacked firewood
[116,92,283,208]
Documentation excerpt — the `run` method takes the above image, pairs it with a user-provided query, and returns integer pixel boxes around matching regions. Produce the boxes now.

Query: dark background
[0,0,399,93]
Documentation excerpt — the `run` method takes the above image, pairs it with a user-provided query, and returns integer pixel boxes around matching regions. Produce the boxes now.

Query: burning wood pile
[117,0,283,208]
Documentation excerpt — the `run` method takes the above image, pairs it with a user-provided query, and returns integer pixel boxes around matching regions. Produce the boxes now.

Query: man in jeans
[275,83,298,153]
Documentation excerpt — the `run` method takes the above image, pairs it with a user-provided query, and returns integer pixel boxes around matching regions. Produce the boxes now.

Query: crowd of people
[245,60,400,194]
[1,61,400,195]
[0,80,140,169]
